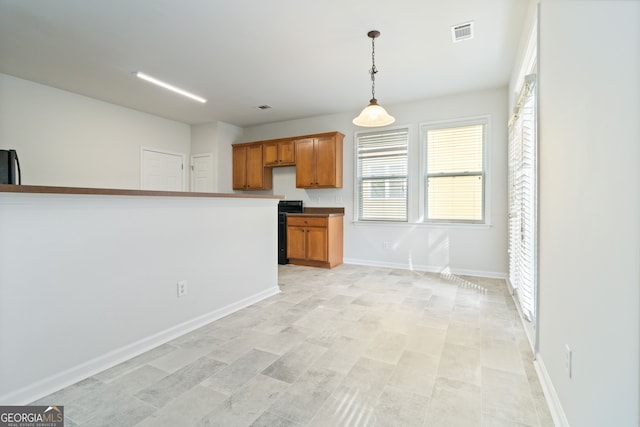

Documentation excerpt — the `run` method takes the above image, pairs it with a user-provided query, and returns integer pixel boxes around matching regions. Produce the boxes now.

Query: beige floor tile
[199,374,289,426]
[267,368,343,424]
[437,343,482,385]
[134,385,226,427]
[364,330,407,364]
[202,349,279,395]
[308,384,377,427]
[32,264,552,427]
[262,342,327,383]
[445,322,482,349]
[373,385,429,427]
[481,337,526,375]
[389,350,439,397]
[405,324,447,357]
[481,366,539,426]
[424,377,482,427]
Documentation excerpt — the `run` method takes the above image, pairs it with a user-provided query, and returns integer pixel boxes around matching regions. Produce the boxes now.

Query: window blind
[425,123,485,222]
[508,76,537,321]
[356,128,409,221]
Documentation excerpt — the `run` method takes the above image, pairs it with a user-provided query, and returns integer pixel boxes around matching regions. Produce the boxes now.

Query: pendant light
[353,30,395,127]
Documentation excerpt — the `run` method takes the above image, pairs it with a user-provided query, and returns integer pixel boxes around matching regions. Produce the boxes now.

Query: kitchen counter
[0,184,281,403]
[0,184,282,199]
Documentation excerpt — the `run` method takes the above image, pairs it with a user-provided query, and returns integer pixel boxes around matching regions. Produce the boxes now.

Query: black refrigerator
[0,149,21,185]
[278,200,303,264]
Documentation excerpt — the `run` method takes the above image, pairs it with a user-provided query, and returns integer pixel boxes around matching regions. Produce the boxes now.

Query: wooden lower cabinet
[286,215,343,268]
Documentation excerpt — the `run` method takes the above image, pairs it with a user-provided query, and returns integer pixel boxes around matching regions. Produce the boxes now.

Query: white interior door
[141,148,184,191]
[190,153,213,192]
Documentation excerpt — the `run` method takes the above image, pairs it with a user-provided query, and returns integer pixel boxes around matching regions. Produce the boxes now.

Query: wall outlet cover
[177,280,187,297]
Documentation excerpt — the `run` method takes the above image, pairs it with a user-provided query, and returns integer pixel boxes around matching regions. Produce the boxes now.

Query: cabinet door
[306,227,328,262]
[295,138,316,187]
[263,142,279,166]
[232,146,247,190]
[278,140,296,165]
[265,140,295,166]
[287,226,307,259]
[245,144,264,189]
[315,136,337,187]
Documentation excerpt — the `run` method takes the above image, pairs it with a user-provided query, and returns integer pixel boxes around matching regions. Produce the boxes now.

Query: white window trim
[419,115,492,226]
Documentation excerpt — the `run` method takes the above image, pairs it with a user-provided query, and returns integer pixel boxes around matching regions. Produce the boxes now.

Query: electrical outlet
[565,344,572,378]
[177,280,187,297]
[383,241,390,250]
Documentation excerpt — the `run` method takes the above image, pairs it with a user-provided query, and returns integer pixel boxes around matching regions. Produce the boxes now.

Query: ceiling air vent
[451,22,474,43]
[254,104,272,110]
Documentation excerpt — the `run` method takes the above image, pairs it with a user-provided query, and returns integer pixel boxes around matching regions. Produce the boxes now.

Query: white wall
[0,191,279,404]
[537,1,640,426]
[215,121,244,193]
[0,74,191,189]
[237,87,509,277]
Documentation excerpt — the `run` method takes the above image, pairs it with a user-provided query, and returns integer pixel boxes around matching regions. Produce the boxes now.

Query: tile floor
[32,264,554,426]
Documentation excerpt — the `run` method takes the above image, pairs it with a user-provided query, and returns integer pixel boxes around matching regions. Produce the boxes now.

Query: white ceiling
[0,0,530,127]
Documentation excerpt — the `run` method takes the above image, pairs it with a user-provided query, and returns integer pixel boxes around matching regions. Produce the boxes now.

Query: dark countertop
[286,207,345,217]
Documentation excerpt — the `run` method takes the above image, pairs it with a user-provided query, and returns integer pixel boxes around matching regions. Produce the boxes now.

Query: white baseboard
[534,354,570,427]
[1,286,280,405]
[343,258,507,280]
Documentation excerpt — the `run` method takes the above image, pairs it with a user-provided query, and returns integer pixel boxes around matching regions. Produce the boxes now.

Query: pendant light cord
[370,35,378,100]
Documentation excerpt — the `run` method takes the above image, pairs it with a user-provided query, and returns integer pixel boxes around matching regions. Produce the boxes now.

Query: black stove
[278,200,303,264]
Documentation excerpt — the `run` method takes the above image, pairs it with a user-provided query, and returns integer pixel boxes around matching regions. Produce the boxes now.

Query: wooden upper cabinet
[294,138,316,188]
[295,132,343,188]
[232,131,343,191]
[232,144,272,190]
[263,139,295,166]
[232,145,247,190]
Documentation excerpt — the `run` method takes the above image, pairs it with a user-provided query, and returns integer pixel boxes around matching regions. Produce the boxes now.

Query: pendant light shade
[353,98,395,127]
[353,30,395,127]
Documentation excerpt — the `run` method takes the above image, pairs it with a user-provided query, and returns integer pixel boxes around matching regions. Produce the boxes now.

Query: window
[509,75,536,322]
[423,120,486,223]
[356,128,409,221]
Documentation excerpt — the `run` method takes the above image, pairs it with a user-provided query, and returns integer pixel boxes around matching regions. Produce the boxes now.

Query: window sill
[352,220,492,229]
